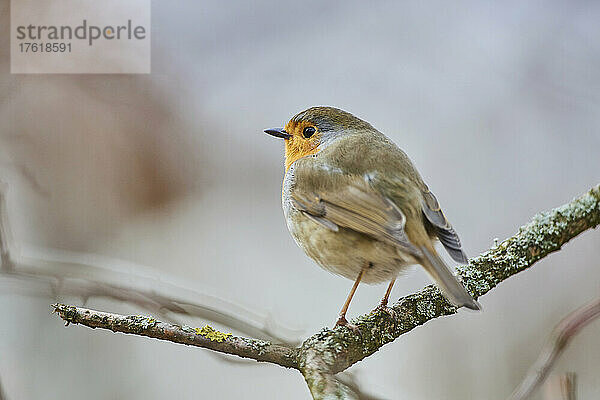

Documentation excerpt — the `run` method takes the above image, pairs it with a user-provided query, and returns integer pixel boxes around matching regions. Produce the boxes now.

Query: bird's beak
[264,128,291,139]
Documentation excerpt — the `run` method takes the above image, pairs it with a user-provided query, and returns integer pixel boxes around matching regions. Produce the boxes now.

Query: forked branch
[52,185,600,399]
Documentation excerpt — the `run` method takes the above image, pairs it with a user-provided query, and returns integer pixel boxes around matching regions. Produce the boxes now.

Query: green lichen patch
[238,337,270,355]
[119,315,160,334]
[181,324,195,333]
[195,325,231,342]
[456,185,600,299]
[137,316,157,329]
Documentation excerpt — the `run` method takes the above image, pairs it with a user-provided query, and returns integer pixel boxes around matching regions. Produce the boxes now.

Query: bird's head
[264,106,373,171]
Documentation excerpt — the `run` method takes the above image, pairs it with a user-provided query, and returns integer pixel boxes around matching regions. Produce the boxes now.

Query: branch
[508,297,600,400]
[1,247,302,344]
[0,181,302,345]
[558,373,577,400]
[0,375,7,400]
[52,303,298,368]
[0,183,13,271]
[297,184,600,388]
[0,187,302,345]
[51,185,599,399]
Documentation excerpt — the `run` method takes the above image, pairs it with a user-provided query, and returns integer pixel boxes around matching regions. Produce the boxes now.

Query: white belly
[285,207,415,284]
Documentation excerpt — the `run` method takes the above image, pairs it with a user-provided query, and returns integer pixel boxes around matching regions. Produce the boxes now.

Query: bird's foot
[334,315,361,336]
[373,303,397,320]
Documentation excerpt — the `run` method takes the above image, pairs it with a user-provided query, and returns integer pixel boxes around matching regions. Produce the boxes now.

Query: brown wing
[421,186,468,263]
[291,175,421,257]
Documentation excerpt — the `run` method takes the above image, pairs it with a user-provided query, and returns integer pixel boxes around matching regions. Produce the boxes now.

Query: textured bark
[52,185,600,400]
[53,304,299,368]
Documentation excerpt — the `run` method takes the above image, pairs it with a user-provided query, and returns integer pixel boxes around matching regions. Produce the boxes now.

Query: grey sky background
[1,1,599,399]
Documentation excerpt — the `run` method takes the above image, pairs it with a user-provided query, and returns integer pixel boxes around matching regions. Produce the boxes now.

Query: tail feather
[419,247,481,311]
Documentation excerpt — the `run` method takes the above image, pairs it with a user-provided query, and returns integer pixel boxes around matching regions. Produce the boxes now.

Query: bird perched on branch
[265,106,480,329]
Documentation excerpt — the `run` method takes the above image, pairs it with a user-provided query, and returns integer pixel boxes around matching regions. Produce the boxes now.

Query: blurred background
[1,1,599,399]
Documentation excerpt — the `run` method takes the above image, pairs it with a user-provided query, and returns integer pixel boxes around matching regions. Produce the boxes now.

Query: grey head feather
[291,106,374,133]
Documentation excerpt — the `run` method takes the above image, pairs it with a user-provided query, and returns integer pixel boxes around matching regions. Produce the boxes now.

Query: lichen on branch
[298,184,600,383]
[52,303,298,369]
[51,185,600,400]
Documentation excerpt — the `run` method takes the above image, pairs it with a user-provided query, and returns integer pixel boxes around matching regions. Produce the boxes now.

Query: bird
[264,106,480,329]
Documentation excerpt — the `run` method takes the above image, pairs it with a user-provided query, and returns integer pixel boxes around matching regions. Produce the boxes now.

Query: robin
[264,106,480,329]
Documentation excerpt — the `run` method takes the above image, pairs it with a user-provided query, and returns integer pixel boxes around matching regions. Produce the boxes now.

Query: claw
[373,304,397,320]
[334,316,361,336]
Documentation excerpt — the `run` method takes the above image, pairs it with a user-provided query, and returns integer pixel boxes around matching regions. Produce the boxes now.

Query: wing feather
[421,187,468,263]
[291,176,420,256]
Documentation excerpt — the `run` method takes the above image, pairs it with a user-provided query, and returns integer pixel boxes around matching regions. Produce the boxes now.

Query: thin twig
[0,182,302,344]
[2,247,302,344]
[508,298,600,400]
[0,246,302,344]
[0,375,6,400]
[0,182,13,271]
[541,373,577,400]
[559,373,577,400]
[52,303,299,368]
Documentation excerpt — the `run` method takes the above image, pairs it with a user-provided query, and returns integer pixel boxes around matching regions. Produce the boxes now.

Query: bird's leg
[373,278,397,319]
[334,268,364,333]
[380,278,395,307]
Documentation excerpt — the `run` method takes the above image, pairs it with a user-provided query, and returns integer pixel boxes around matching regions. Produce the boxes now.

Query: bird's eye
[303,126,316,139]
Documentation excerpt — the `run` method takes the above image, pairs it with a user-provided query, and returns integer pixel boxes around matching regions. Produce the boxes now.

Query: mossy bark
[298,185,599,399]
[53,185,600,400]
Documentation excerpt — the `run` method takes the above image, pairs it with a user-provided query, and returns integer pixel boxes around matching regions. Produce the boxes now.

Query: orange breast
[284,140,319,171]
